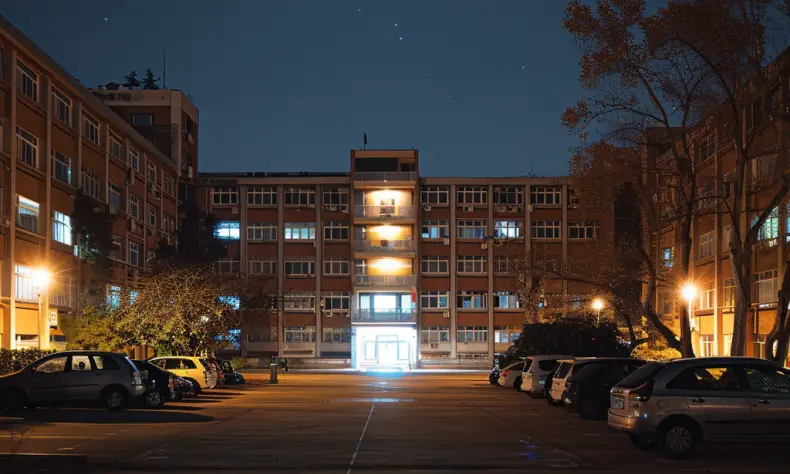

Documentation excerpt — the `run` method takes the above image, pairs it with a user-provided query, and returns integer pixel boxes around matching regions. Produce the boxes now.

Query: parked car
[564,357,646,419]
[547,359,575,406]
[205,359,225,388]
[609,357,790,458]
[172,375,195,400]
[498,360,527,390]
[521,355,570,397]
[218,359,245,385]
[0,351,145,410]
[149,356,216,393]
[132,359,173,409]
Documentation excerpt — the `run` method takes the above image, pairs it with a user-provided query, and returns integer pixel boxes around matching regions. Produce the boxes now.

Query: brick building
[199,149,613,368]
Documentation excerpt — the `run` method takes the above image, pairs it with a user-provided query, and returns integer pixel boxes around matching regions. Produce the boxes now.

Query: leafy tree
[141,69,160,90]
[71,191,115,308]
[123,70,140,89]
[154,199,226,269]
[516,312,629,357]
[61,303,125,352]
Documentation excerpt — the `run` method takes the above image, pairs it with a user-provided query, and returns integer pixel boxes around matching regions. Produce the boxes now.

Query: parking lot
[0,372,787,473]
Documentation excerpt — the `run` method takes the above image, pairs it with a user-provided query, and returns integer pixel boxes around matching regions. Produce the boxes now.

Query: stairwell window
[494,256,518,273]
[699,281,715,310]
[148,205,157,228]
[754,270,778,307]
[324,258,350,276]
[52,211,72,246]
[163,175,175,196]
[108,184,122,214]
[662,247,674,268]
[129,241,143,267]
[129,149,140,171]
[128,194,141,220]
[16,127,38,168]
[756,207,779,246]
[83,113,100,145]
[14,265,37,301]
[17,60,39,102]
[16,195,39,233]
[109,134,124,162]
[697,132,717,162]
[322,292,350,311]
[323,189,349,209]
[494,220,523,238]
[81,166,101,200]
[722,279,735,312]
[162,214,176,234]
[457,291,487,309]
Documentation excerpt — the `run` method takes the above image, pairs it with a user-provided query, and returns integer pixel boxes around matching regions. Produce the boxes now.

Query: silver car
[0,351,145,410]
[608,357,790,458]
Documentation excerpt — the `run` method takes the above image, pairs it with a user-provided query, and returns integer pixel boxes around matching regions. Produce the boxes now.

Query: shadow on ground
[16,407,214,424]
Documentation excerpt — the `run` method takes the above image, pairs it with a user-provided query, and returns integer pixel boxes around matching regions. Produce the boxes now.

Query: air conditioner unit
[423,204,432,211]
[231,207,239,214]
[507,206,517,212]
[328,205,338,211]
[463,205,474,212]
[528,204,534,212]
[515,206,523,212]
[442,311,450,318]
[443,238,450,245]
[187,166,194,179]
[326,313,332,318]
[343,312,349,319]
[127,168,136,185]
[481,242,488,250]
[340,206,349,214]
[497,206,507,212]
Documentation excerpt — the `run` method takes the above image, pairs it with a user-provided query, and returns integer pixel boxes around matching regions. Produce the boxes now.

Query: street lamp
[34,268,51,350]
[681,283,697,330]
[592,298,604,325]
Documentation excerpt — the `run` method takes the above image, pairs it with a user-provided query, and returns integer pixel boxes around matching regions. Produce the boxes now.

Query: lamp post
[681,283,697,333]
[592,298,604,326]
[34,268,51,350]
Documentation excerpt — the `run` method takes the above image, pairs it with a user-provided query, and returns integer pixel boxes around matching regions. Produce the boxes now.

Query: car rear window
[538,359,558,371]
[92,355,121,370]
[183,359,198,369]
[570,362,604,380]
[555,362,572,378]
[616,362,666,388]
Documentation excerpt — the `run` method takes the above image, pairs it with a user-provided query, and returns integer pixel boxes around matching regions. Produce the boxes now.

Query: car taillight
[628,380,654,403]
[502,370,509,378]
[132,372,143,386]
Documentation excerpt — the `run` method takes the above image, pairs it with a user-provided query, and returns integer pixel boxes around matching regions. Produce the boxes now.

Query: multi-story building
[0,16,181,349]
[199,149,613,369]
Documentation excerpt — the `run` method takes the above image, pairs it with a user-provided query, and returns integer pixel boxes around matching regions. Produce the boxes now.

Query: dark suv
[564,357,646,419]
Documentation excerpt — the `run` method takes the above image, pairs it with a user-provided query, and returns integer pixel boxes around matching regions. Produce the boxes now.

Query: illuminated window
[215,221,240,240]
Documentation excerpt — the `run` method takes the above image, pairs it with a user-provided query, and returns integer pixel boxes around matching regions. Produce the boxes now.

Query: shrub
[0,349,56,375]
[516,313,630,357]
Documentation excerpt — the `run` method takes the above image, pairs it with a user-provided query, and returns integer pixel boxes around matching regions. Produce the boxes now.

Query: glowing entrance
[352,325,417,371]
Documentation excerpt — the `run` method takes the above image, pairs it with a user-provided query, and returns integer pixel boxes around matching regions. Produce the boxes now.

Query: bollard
[269,363,279,384]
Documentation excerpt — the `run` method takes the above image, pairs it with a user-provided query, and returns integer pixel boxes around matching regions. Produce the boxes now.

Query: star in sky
[103,17,108,22]
[398,36,404,41]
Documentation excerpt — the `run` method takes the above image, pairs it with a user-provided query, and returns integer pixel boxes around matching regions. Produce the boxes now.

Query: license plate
[612,396,624,409]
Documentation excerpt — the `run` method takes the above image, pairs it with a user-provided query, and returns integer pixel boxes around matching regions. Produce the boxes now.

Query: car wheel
[658,419,699,459]
[144,390,165,409]
[102,388,126,410]
[629,434,654,450]
[579,396,604,420]
[186,378,202,395]
[514,377,522,391]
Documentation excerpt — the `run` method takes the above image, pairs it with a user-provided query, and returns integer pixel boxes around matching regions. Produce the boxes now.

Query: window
[457,255,487,274]
[148,205,157,228]
[531,221,561,239]
[754,270,778,307]
[722,279,735,312]
[248,186,277,205]
[324,258,350,275]
[284,223,316,240]
[129,149,140,171]
[247,222,277,242]
[745,97,762,131]
[83,113,100,145]
[421,186,449,205]
[494,256,517,273]
[163,175,174,196]
[457,186,487,205]
[109,134,124,162]
[457,220,487,239]
[698,231,714,259]
[52,211,72,245]
[129,241,143,267]
[52,88,72,125]
[493,186,523,205]
[14,265,38,301]
[530,186,561,205]
[17,60,39,101]
[323,327,351,343]
[667,366,740,391]
[16,127,38,167]
[422,291,449,309]
[757,207,779,245]
[16,195,39,233]
[422,256,449,274]
[81,166,101,199]
[91,355,120,371]
[162,214,176,234]
[324,221,349,240]
[494,220,523,238]
[457,326,488,343]
[283,292,315,311]
[285,326,316,343]
[132,114,153,126]
[110,235,125,261]
[34,356,68,374]
[147,162,158,183]
[284,188,315,206]
[697,132,717,162]
[494,292,520,309]
[212,187,238,205]
[457,291,487,309]
[248,260,277,275]
[285,260,315,278]
[753,154,777,186]
[214,259,239,274]
[421,220,449,239]
[662,246,674,268]
[699,335,715,357]
[322,292,350,311]
[51,149,72,185]
[568,221,600,239]
[659,291,675,315]
[421,326,450,343]
[128,194,140,220]
[754,334,767,359]
[323,189,349,209]
[494,328,521,343]
[699,281,715,311]
[109,183,122,215]
[215,221,240,240]
[743,365,790,393]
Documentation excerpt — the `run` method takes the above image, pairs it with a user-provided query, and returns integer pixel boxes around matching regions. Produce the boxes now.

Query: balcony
[355,205,415,221]
[355,239,415,254]
[354,274,416,288]
[353,172,417,187]
[351,309,416,323]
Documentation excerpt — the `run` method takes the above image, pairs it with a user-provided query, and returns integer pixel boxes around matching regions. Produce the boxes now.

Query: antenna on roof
[163,47,167,89]
[363,133,368,150]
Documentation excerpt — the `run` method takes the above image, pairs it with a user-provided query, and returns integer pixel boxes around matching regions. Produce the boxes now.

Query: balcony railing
[354,275,416,287]
[355,205,415,220]
[354,171,417,182]
[355,239,415,253]
[351,309,416,323]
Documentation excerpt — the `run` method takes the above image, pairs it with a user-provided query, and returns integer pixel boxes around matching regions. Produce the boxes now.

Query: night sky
[1,1,585,177]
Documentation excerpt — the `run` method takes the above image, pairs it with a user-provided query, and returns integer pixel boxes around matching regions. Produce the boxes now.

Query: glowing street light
[681,283,697,331]
[592,298,604,325]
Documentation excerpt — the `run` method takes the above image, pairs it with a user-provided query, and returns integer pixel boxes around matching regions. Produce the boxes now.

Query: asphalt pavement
[1,372,788,473]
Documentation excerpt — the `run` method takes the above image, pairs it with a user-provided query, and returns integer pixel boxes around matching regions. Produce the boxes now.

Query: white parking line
[347,403,375,474]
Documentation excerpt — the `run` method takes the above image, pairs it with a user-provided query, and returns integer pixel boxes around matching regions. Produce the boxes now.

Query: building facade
[0,16,181,349]
[199,150,612,368]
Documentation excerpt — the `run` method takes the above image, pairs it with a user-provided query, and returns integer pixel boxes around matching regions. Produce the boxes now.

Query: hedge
[0,348,56,376]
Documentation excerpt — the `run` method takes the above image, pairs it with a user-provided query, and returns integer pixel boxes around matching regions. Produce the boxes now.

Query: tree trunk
[767,261,790,364]
[677,206,695,358]
[729,252,751,356]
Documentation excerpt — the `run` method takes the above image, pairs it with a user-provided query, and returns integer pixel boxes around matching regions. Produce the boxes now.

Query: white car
[150,356,217,393]
[497,361,527,390]
[521,355,570,397]
[547,359,575,405]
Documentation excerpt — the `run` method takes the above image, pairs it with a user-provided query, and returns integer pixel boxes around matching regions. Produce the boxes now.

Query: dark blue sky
[2,1,585,177]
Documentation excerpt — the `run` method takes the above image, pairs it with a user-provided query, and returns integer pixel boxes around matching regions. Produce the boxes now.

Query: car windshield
[616,362,666,388]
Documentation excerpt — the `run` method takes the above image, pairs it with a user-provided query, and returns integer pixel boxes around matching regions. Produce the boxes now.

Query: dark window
[555,362,572,378]
[742,365,790,394]
[34,356,67,374]
[355,158,398,172]
[132,114,154,126]
[667,366,741,391]
[182,359,197,369]
[164,359,181,370]
[92,355,120,370]
[538,359,558,371]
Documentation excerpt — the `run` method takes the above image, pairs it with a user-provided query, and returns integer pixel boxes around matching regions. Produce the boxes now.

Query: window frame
[284,188,316,207]
[247,186,277,206]
[421,255,449,275]
[82,113,100,145]
[248,260,277,275]
[51,149,72,185]
[531,220,561,239]
[51,87,72,125]
[494,219,523,239]
[568,221,600,240]
[324,257,350,276]
[212,187,238,206]
[324,221,350,241]
[530,186,562,205]
[215,221,241,240]
[284,222,316,241]
[16,195,40,234]
[421,291,449,309]
[421,219,450,239]
[421,186,449,205]
[457,186,487,205]
[128,241,143,267]
[16,126,38,168]
[52,210,72,246]
[457,219,487,239]
[456,255,487,274]
[17,59,39,102]
[457,291,488,309]
[247,222,277,242]
[493,186,523,205]
[285,260,316,278]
